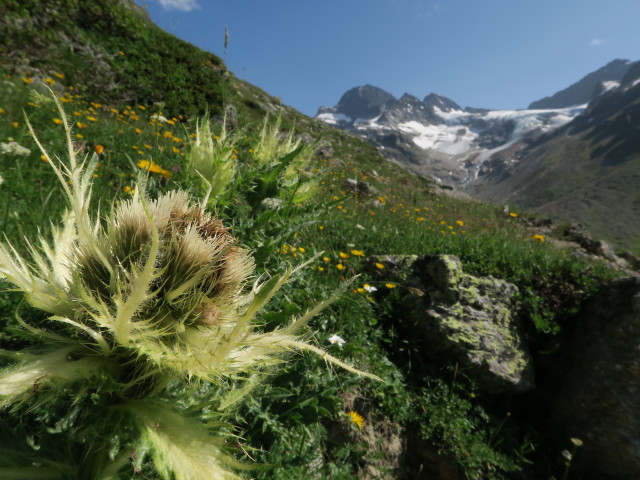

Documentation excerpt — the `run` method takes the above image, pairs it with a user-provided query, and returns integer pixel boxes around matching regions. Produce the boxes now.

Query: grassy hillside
[0,2,624,479]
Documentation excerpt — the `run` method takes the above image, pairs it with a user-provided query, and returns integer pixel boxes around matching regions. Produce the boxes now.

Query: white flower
[151,114,168,123]
[363,285,377,293]
[0,141,31,157]
[561,450,572,461]
[328,334,346,348]
[0,174,4,186]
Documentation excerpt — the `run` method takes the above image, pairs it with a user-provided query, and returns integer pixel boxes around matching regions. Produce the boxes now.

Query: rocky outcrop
[370,254,534,393]
[552,276,640,479]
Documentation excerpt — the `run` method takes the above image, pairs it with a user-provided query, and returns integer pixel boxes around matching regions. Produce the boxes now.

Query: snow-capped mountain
[315,59,633,189]
[317,86,586,186]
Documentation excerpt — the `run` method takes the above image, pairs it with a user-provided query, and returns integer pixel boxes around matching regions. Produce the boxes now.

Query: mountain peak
[335,85,395,119]
[423,93,462,112]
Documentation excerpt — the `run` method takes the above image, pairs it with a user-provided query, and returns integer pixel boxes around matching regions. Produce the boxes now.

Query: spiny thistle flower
[187,109,237,200]
[250,113,320,204]
[0,96,378,479]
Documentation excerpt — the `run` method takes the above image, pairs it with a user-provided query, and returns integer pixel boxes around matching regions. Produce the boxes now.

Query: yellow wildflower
[52,118,63,125]
[336,264,346,271]
[94,145,105,155]
[531,234,545,242]
[385,283,396,289]
[87,116,97,122]
[347,411,364,429]
[323,257,330,263]
[375,262,385,270]
[339,252,349,259]
[137,159,170,178]
[351,249,365,257]
[21,77,33,84]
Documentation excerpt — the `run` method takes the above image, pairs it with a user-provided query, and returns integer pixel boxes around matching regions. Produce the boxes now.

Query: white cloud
[158,0,200,12]
[590,38,606,46]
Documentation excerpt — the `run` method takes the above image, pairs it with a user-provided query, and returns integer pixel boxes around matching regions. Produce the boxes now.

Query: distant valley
[316,59,640,252]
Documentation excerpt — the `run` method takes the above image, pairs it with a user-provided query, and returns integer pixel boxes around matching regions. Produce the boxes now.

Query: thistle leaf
[126,401,249,480]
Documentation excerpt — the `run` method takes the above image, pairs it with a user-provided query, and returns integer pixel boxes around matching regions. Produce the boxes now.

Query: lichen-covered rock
[370,254,534,393]
[553,276,640,479]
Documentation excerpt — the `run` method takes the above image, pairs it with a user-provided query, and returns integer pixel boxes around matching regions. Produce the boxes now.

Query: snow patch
[316,112,352,125]
[601,81,620,93]
[399,121,478,156]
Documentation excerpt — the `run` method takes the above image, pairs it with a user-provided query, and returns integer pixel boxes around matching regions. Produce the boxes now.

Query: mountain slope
[469,61,640,252]
[528,58,632,109]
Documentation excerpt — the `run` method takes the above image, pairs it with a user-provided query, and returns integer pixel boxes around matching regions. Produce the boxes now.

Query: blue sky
[137,0,639,116]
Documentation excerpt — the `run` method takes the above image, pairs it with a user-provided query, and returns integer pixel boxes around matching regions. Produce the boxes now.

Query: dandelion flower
[351,249,365,257]
[339,252,349,259]
[531,234,545,242]
[336,264,346,271]
[375,262,385,270]
[385,283,396,289]
[347,411,365,429]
